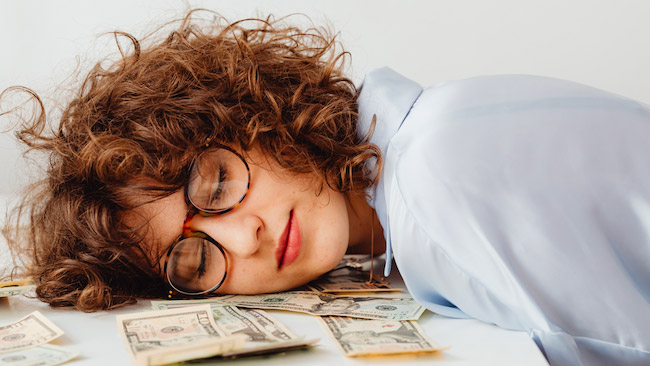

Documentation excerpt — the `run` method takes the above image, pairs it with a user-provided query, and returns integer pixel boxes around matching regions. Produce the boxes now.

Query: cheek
[305,192,349,268]
[217,260,276,294]
[218,262,309,294]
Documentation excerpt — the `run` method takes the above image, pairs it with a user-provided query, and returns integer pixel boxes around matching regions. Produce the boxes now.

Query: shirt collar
[356,67,422,276]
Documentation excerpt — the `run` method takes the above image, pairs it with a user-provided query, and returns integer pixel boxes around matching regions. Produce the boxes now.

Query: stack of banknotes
[0,279,35,298]
[0,258,444,365]
[116,256,445,365]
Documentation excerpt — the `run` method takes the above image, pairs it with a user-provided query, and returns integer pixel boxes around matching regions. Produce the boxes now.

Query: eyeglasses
[163,144,250,298]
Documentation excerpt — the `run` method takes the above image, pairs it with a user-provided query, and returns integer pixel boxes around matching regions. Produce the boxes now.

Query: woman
[2,11,649,366]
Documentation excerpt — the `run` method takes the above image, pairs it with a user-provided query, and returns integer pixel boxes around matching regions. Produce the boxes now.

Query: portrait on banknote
[309,296,361,314]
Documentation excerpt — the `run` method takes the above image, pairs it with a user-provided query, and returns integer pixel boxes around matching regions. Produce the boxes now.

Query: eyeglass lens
[167,147,248,295]
[186,148,249,212]
[166,236,227,294]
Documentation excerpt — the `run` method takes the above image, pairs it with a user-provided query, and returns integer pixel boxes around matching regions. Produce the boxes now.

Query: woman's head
[130,145,359,297]
[1,11,380,311]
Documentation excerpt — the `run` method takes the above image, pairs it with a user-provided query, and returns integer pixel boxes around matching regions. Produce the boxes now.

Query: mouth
[276,209,302,269]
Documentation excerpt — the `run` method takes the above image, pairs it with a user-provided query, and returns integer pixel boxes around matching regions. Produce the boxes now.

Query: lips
[276,210,301,269]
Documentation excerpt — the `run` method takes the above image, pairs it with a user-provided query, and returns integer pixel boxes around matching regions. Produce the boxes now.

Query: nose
[185,212,262,258]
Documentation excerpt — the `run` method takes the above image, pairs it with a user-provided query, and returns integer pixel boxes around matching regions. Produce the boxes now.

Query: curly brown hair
[1,10,380,312]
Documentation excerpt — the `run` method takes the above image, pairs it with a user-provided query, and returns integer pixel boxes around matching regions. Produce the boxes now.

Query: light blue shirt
[358,67,650,366]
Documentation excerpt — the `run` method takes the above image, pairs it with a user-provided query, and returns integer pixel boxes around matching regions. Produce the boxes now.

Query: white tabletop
[0,266,549,366]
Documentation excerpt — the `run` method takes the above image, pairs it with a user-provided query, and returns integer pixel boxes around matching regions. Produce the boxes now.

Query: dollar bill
[319,316,443,357]
[115,304,246,365]
[0,280,35,298]
[307,267,400,293]
[150,303,318,358]
[152,292,425,321]
[0,311,64,354]
[0,344,79,366]
[210,305,297,347]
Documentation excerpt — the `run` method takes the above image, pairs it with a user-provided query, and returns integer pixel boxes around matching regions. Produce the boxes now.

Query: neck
[345,192,386,255]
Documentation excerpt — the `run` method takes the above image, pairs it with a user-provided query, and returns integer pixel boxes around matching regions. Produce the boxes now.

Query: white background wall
[2,0,650,196]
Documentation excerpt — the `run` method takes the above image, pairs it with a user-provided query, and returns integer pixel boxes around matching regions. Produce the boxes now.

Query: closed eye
[195,240,208,279]
[210,165,227,204]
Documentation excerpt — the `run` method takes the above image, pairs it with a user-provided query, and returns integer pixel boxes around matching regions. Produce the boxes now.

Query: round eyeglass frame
[163,143,251,298]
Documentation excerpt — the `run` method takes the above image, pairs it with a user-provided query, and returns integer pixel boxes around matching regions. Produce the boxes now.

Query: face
[128,148,351,295]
